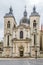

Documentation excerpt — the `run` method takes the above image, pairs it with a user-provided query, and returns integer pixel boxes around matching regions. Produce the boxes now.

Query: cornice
[12,38,31,42]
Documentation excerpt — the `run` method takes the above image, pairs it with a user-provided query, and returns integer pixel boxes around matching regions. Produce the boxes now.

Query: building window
[7,35,9,46]
[33,20,36,28]
[7,21,10,28]
[40,35,42,51]
[14,24,16,28]
[20,31,23,38]
[34,34,36,45]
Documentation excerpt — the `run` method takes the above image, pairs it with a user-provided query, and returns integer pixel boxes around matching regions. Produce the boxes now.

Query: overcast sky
[0,0,43,41]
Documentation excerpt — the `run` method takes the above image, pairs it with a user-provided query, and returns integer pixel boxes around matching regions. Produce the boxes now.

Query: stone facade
[40,25,43,51]
[0,6,43,58]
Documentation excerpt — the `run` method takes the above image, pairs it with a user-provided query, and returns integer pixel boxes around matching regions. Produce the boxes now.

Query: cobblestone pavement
[0,58,43,65]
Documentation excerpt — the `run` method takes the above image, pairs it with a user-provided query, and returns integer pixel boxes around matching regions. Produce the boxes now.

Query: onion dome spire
[30,5,40,17]
[24,6,27,17]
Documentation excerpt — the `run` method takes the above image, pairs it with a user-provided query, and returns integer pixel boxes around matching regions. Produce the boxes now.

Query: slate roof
[20,6,30,25]
[30,6,40,17]
[4,6,14,18]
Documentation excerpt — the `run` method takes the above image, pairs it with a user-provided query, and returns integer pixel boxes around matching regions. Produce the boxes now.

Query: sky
[0,0,43,41]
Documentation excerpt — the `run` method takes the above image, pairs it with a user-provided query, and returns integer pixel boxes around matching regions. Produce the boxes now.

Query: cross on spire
[25,5,26,11]
[24,5,27,17]
[33,6,36,13]
[9,6,13,14]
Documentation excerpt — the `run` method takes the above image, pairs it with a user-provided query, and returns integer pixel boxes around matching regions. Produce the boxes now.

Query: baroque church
[0,6,43,58]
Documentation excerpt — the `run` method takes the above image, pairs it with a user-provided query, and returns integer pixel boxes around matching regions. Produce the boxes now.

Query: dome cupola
[20,6,30,25]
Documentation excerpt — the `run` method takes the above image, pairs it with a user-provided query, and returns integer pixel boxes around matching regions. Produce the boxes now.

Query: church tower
[3,6,16,57]
[30,6,40,57]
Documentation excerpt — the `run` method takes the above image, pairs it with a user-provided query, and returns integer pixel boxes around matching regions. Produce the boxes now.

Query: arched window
[33,20,36,28]
[20,31,23,38]
[34,34,36,45]
[7,35,9,46]
[7,21,10,28]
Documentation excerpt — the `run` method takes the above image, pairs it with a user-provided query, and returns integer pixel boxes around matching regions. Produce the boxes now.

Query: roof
[4,6,15,18]
[20,17,30,24]
[20,6,30,25]
[30,6,40,17]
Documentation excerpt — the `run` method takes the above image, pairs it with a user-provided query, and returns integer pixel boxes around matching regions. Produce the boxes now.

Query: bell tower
[30,6,40,57]
[3,6,16,57]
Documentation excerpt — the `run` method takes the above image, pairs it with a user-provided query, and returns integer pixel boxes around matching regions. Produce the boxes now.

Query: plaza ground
[0,58,43,65]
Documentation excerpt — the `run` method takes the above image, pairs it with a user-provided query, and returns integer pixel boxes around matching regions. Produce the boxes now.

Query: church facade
[0,6,41,58]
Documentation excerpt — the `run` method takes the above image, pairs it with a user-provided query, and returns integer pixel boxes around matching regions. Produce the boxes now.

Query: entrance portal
[19,46,24,57]
[20,51,23,57]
